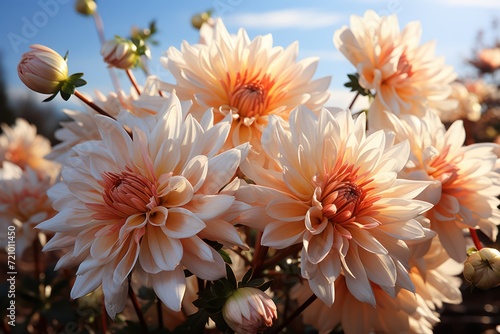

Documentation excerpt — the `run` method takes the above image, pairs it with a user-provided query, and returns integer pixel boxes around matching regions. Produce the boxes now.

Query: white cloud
[225,8,342,30]
[437,0,500,8]
[300,50,346,62]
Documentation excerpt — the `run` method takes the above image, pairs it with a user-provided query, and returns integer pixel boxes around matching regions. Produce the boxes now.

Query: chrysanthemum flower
[334,10,456,128]
[161,19,331,154]
[47,76,168,163]
[0,118,57,175]
[38,93,250,317]
[0,162,56,257]
[236,106,431,306]
[293,233,462,334]
[382,111,500,262]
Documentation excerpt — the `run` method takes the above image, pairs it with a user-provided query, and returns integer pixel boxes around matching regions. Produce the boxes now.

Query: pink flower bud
[18,44,69,94]
[101,38,139,69]
[222,287,277,334]
[463,247,500,290]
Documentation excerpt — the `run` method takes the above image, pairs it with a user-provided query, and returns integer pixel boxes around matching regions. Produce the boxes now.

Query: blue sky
[2,0,500,111]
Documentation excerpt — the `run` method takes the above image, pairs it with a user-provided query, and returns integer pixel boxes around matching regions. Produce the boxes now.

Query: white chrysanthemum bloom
[293,233,462,334]
[382,111,500,262]
[438,81,481,123]
[38,93,250,318]
[47,77,168,163]
[334,10,456,128]
[0,162,56,257]
[236,106,432,306]
[161,18,331,154]
[0,118,57,175]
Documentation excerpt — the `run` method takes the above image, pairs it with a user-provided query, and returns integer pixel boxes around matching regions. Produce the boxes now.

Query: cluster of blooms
[4,3,500,333]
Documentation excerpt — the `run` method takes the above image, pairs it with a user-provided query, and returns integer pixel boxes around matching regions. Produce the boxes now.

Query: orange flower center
[427,145,460,185]
[223,71,276,119]
[89,168,159,220]
[386,51,414,84]
[317,163,376,227]
[6,145,28,169]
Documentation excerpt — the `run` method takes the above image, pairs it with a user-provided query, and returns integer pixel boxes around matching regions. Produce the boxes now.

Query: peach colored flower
[18,44,68,95]
[222,287,277,334]
[334,10,456,128]
[438,81,481,123]
[161,18,331,155]
[47,76,168,163]
[382,111,500,262]
[0,118,57,175]
[236,107,431,306]
[293,233,462,334]
[0,162,56,257]
[471,47,500,73]
[38,93,250,318]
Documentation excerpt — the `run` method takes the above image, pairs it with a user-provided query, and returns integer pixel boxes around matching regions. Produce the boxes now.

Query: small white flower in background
[222,286,277,334]
[0,162,56,257]
[18,44,69,95]
[463,247,500,290]
[0,118,58,177]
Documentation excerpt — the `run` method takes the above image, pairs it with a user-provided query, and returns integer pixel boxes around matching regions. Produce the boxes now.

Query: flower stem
[469,228,483,250]
[74,90,115,119]
[252,231,269,276]
[101,295,108,334]
[157,297,164,330]
[33,237,41,281]
[128,280,148,332]
[348,91,360,110]
[269,293,317,334]
[126,69,141,96]
[261,244,302,271]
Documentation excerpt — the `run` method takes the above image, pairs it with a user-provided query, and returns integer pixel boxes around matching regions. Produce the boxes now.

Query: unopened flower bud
[463,247,500,290]
[222,287,277,334]
[101,37,139,69]
[191,11,214,30]
[18,44,68,95]
[75,0,97,16]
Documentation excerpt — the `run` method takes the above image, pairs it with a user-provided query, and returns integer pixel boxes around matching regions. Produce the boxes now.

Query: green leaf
[241,268,253,285]
[42,92,58,102]
[344,73,371,97]
[225,264,237,289]
[218,249,232,264]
